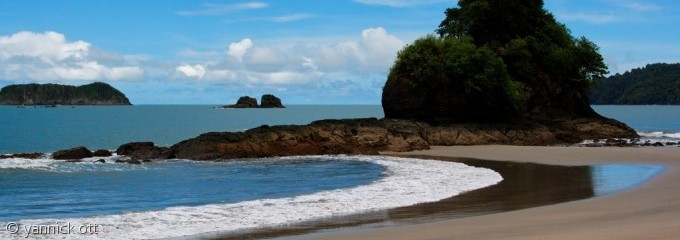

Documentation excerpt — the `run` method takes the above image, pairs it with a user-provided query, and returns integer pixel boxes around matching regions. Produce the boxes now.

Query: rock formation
[0,82,131,105]
[116,142,172,161]
[222,94,285,108]
[162,117,635,161]
[260,94,285,108]
[52,146,94,160]
[223,96,259,108]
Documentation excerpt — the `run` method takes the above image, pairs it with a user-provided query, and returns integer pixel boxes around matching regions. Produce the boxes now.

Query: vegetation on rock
[0,82,131,105]
[383,0,608,123]
[590,63,680,105]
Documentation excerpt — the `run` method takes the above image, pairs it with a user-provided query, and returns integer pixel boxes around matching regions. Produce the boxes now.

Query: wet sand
[311,146,680,240]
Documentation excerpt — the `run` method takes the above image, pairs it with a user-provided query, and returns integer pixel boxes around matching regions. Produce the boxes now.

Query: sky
[0,0,678,104]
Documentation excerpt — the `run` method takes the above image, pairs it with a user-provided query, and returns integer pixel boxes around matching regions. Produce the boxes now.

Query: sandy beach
[312,146,680,240]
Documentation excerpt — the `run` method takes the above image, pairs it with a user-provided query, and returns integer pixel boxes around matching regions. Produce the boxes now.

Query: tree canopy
[383,0,608,122]
[590,63,680,105]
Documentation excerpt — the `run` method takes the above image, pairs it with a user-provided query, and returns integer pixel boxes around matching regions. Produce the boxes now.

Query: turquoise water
[0,105,383,154]
[0,105,678,154]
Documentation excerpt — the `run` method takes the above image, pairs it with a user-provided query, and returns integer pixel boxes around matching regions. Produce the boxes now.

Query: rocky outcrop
[52,146,94,160]
[223,96,258,108]
[93,149,112,157]
[222,94,285,108]
[0,82,131,105]
[164,117,637,161]
[116,142,172,161]
[260,94,285,108]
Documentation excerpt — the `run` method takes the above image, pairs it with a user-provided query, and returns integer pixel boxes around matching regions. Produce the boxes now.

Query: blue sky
[1,0,678,104]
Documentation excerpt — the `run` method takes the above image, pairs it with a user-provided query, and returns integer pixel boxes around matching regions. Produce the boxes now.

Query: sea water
[0,155,503,239]
[0,105,675,239]
[592,105,680,141]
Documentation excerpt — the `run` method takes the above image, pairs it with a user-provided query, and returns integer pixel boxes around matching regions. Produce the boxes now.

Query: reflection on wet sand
[214,156,662,240]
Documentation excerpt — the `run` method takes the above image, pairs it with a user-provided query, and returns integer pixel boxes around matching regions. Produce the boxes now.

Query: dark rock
[52,146,93,160]
[127,159,142,164]
[260,94,285,108]
[0,152,44,159]
[652,142,664,147]
[605,138,631,147]
[666,142,678,146]
[142,159,151,162]
[223,96,258,108]
[93,149,112,157]
[0,82,131,105]
[169,117,638,161]
[116,142,173,161]
[95,159,106,163]
[115,159,126,163]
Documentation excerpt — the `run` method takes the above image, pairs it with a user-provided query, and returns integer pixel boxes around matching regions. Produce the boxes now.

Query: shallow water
[0,155,502,239]
[261,157,664,240]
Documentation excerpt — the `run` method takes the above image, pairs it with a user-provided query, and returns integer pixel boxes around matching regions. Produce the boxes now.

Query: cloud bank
[0,31,143,82]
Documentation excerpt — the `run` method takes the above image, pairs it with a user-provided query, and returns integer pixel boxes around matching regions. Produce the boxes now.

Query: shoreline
[303,146,680,240]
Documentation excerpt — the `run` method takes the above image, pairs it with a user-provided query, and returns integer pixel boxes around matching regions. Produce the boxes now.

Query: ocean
[0,105,678,154]
[0,105,676,239]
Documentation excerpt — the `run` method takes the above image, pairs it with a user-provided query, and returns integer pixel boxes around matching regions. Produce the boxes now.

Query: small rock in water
[652,142,664,147]
[142,159,151,162]
[96,159,106,163]
[666,142,678,146]
[127,159,142,164]
[93,149,113,157]
[53,146,93,160]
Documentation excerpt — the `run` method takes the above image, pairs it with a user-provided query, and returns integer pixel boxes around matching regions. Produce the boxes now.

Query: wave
[0,155,140,172]
[0,155,502,239]
[638,131,680,140]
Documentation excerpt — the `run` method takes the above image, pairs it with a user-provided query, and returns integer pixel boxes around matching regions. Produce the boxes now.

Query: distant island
[0,82,131,105]
[590,63,680,105]
[222,94,285,108]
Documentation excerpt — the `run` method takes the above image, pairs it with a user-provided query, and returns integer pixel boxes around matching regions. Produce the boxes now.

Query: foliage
[590,63,680,105]
[434,0,608,88]
[389,35,524,111]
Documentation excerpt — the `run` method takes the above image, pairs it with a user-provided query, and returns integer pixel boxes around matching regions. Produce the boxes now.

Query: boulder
[260,94,285,108]
[95,159,106,163]
[224,96,258,108]
[52,146,93,160]
[116,142,172,161]
[93,149,112,157]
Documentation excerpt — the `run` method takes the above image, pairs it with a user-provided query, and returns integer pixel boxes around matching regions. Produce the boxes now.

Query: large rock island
[0,82,131,105]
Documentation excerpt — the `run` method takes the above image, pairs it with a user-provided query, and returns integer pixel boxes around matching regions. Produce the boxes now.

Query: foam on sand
[1,155,502,239]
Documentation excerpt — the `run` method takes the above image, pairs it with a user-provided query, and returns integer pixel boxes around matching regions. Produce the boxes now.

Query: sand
[313,146,680,240]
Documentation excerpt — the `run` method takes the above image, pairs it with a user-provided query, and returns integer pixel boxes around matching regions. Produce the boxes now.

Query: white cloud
[176,64,206,78]
[228,38,253,62]
[354,0,447,7]
[176,2,267,16]
[175,27,404,89]
[0,31,144,82]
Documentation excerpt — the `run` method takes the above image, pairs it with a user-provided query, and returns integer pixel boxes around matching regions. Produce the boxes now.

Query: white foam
[0,155,134,172]
[1,155,502,240]
[638,131,680,139]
